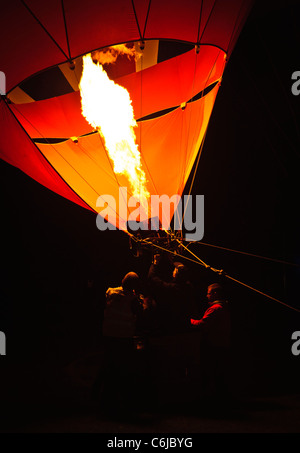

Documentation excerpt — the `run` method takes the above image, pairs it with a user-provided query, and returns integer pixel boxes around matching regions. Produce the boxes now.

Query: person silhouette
[148,254,197,335]
[93,271,153,412]
[190,283,231,403]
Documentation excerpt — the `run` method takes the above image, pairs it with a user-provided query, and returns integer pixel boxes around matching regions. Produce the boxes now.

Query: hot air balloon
[0,0,253,246]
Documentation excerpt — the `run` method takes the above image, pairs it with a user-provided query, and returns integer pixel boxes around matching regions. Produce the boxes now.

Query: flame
[79,47,149,214]
[91,44,141,65]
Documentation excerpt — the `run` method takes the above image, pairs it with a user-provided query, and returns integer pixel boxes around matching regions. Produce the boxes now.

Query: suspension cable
[190,240,300,268]
[133,234,300,313]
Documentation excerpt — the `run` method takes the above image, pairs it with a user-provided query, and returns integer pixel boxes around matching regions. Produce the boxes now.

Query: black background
[0,0,300,433]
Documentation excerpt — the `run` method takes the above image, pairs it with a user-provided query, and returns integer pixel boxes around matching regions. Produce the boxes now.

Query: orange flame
[91,44,141,65]
[79,47,149,214]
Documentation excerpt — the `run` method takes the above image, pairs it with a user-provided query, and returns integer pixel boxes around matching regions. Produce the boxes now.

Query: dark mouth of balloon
[8,40,221,145]
[12,40,195,103]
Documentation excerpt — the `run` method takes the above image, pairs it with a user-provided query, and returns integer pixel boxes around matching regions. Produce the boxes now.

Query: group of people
[96,253,232,411]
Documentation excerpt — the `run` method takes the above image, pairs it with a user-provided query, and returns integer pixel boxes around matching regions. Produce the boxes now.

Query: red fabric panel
[0,1,68,92]
[132,0,152,37]
[197,1,217,42]
[1,0,251,94]
[24,0,70,57]
[11,47,225,139]
[120,46,225,120]
[11,92,92,140]
[144,0,252,53]
[64,0,140,59]
[144,0,202,43]
[0,99,92,211]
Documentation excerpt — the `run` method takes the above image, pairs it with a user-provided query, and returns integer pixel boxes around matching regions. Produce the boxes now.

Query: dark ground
[1,342,300,434]
[1,0,300,435]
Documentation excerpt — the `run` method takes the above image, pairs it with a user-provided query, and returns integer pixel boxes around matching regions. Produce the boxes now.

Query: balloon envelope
[0,0,253,231]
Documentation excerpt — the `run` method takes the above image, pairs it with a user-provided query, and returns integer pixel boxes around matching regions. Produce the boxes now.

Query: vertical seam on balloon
[196,0,204,44]
[131,0,143,42]
[188,57,220,182]
[176,113,185,234]
[20,0,69,61]
[131,0,147,221]
[61,0,72,61]
[197,0,218,44]
[139,49,143,219]
[173,108,185,232]
[179,121,208,232]
[179,53,221,231]
[138,58,174,232]
[138,121,172,230]
[187,51,221,168]
[185,84,220,189]
[135,33,165,228]
[176,102,187,230]
[138,138,160,198]
[142,0,152,40]
[180,50,199,211]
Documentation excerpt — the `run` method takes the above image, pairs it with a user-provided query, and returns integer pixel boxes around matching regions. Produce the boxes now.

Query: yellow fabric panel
[37,84,219,230]
[7,87,35,104]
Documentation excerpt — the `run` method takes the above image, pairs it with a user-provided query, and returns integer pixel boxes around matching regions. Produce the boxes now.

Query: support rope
[192,240,300,268]
[21,0,69,61]
[132,235,300,314]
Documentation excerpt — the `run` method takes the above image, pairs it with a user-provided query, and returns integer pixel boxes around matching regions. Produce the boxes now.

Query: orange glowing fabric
[0,0,253,231]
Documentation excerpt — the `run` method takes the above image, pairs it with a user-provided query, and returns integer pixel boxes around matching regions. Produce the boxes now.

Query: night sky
[1,0,300,416]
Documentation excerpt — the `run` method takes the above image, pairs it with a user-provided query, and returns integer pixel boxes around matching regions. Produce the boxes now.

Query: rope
[133,234,300,314]
[7,100,298,311]
[142,0,152,39]
[196,1,204,44]
[61,0,72,61]
[192,240,300,268]
[131,0,143,42]
[198,0,218,44]
[225,274,300,312]
[20,0,69,61]
[180,240,300,313]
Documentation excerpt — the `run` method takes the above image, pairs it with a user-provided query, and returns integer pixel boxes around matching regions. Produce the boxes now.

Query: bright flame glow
[91,44,141,66]
[79,50,149,213]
